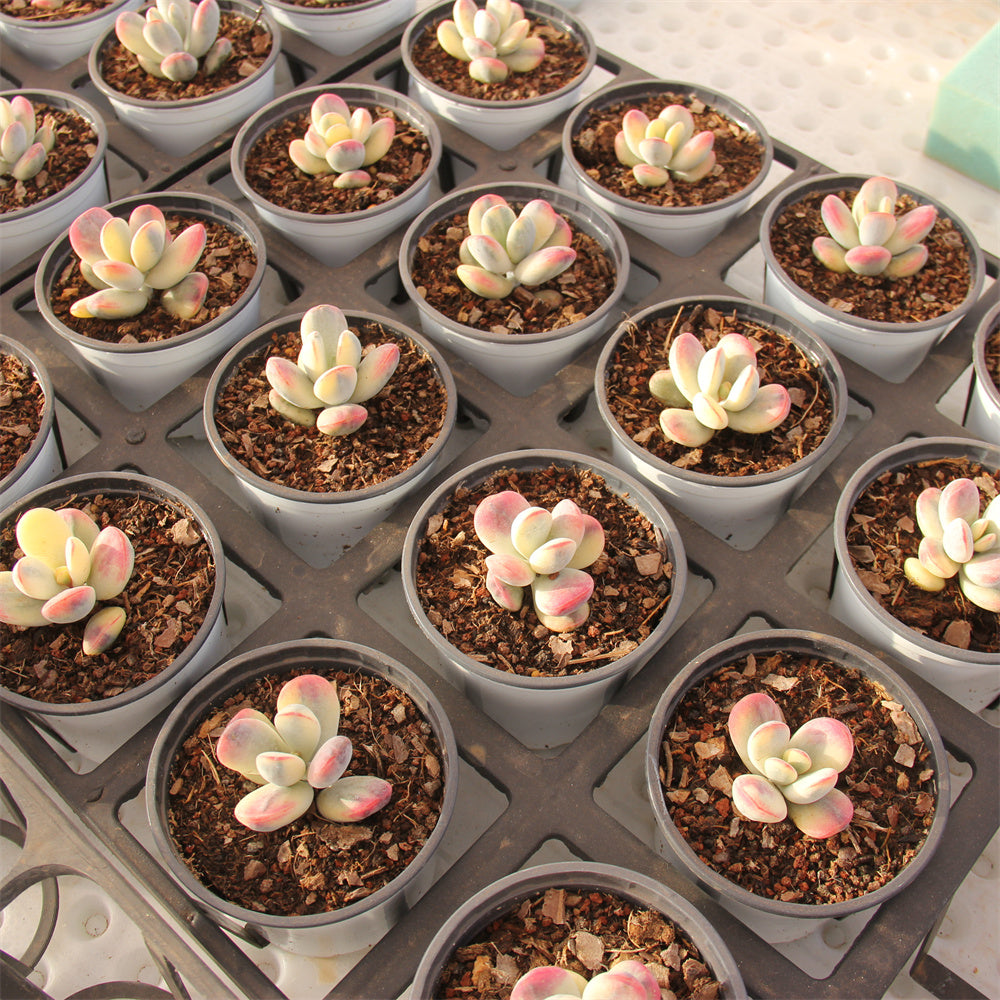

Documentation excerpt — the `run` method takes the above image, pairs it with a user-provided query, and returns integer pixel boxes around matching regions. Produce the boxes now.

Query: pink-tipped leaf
[273,703,321,759]
[485,552,534,588]
[234,782,313,832]
[315,775,392,823]
[727,692,785,769]
[277,674,341,744]
[351,343,400,402]
[88,525,134,601]
[731,773,787,824]
[820,194,859,248]
[307,734,353,788]
[255,751,307,788]
[217,711,287,781]
[786,787,853,838]
[844,244,892,276]
[510,965,587,1000]
[474,491,530,555]
[82,606,126,656]
[41,584,96,624]
[316,403,368,437]
[532,567,593,618]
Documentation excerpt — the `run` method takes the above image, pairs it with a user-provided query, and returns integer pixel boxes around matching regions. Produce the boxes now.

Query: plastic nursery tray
[1,22,998,1000]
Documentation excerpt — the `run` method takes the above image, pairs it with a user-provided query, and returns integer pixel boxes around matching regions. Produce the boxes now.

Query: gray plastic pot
[401,0,596,151]
[399,181,630,397]
[963,296,1000,445]
[401,448,688,749]
[760,173,986,383]
[261,0,413,55]
[595,295,848,550]
[0,472,228,762]
[36,191,266,412]
[561,78,773,257]
[147,638,458,957]
[0,336,62,511]
[645,628,949,941]
[204,308,457,568]
[409,861,747,999]
[830,436,1000,712]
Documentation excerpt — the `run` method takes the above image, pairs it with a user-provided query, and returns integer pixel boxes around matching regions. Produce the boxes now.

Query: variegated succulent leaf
[727,691,855,838]
[217,674,392,832]
[265,304,400,436]
[651,330,790,447]
[473,491,604,632]
[115,0,231,81]
[0,96,56,180]
[614,104,716,187]
[0,506,134,654]
[436,0,544,83]
[812,176,937,278]
[456,195,576,300]
[510,959,660,1000]
[904,480,1000,612]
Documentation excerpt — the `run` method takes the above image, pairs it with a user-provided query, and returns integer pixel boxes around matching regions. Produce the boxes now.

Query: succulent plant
[811,176,938,278]
[613,104,716,187]
[436,0,545,84]
[649,331,791,448]
[473,490,604,632]
[511,961,660,1000]
[264,304,401,437]
[216,673,393,833]
[67,204,209,321]
[288,93,396,187]
[0,96,55,182]
[727,691,855,839]
[0,506,134,655]
[456,194,577,300]
[903,478,1000,613]
[114,0,232,83]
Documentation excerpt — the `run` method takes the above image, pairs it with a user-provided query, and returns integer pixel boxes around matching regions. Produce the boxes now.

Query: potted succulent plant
[230,85,441,267]
[204,303,457,568]
[760,174,986,382]
[561,78,773,257]
[830,436,1000,712]
[401,0,595,150]
[410,861,746,999]
[87,0,280,156]
[0,0,139,69]
[595,295,847,549]
[645,629,949,941]
[0,90,109,273]
[401,448,688,749]
[260,0,413,56]
[963,295,1000,444]
[146,638,458,956]
[0,471,227,761]
[35,191,266,411]
[0,336,62,510]
[399,181,630,396]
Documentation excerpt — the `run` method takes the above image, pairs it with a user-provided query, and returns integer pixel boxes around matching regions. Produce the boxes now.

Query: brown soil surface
[0,350,45,482]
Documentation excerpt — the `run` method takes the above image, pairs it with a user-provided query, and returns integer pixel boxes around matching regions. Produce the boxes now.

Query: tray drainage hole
[26,961,47,989]
[935,913,956,940]
[84,911,109,937]
[820,922,848,950]
[254,954,281,981]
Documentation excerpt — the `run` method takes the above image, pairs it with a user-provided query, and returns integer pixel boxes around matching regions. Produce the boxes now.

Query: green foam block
[924,23,1000,191]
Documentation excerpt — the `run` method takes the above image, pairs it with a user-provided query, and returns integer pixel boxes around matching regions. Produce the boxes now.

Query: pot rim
[262,0,398,12]
[400,0,596,112]
[0,336,57,496]
[561,76,775,217]
[0,89,108,226]
[595,294,849,489]
[145,637,459,932]
[971,296,1000,412]
[0,471,227,717]
[34,190,267,357]
[87,0,280,112]
[644,627,951,920]
[759,172,987,335]
[204,308,458,504]
[229,82,442,225]
[400,447,689,692]
[399,179,631,346]
[410,860,747,1000]
[0,0,132,29]
[832,435,1000,665]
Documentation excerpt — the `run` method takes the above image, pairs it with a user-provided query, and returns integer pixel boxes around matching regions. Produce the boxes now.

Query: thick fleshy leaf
[722,365,760,411]
[904,555,948,592]
[581,971,647,1000]
[485,552,535,587]
[959,573,1000,612]
[761,755,799,785]
[914,486,944,539]
[145,224,206,289]
[59,508,101,549]
[130,219,167,273]
[504,213,537,265]
[601,961,660,1000]
[362,117,395,165]
[510,505,551,558]
[277,674,341,745]
[659,407,716,447]
[514,246,576,286]
[917,535,960,579]
[467,194,510,235]
[727,692,784,768]
[510,965,587,1000]
[91,259,145,292]
[273,703,320,759]
[82,606,127,656]
[352,343,400,402]
[189,0,220,58]
[289,138,330,175]
[633,163,670,188]
[334,327,363,368]
[201,35,232,75]
[852,176,897,225]
[614,129,642,168]
[637,134,676,168]
[787,717,854,773]
[548,499,585,546]
[485,570,524,612]
[884,244,929,279]
[500,35,543,73]
[648,369,686,407]
[99,216,133,265]
[671,130,714,173]
[143,16,184,57]
[307,734,353,788]
[161,272,208,320]
[464,233,514,275]
[964,550,1000,588]
[812,236,850,273]
[70,207,114,265]
[731,773,787,824]
[293,328,333,385]
[316,403,368,437]
[472,6,499,44]
[333,169,373,190]
[256,751,307,788]
[532,567,593,618]
[217,710,286,781]
[474,491,530,555]
[437,18,470,60]
[127,203,165,234]
[268,390,316,427]
[0,572,47,627]
[942,516,975,564]
[161,50,199,82]
[667,332,704,402]
[725,384,791,434]
[691,392,728,431]
[745,719,792,774]
[787,788,854,838]
[470,55,509,83]
[267,356,323,410]
[567,514,604,570]
[495,17,529,55]
[315,775,392,822]
[311,93,350,128]
[10,143,48,182]
[657,104,694,143]
[115,10,162,62]
[16,506,70,565]
[535,601,589,633]
[856,210,896,249]
[939,477,980,524]
[883,204,937,255]
[696,343,726,398]
[621,108,649,160]
[820,194,859,248]
[456,264,517,299]
[11,556,63,600]
[674,149,716,183]
[326,138,365,174]
[234,781,314,832]
[88,526,134,600]
[477,203,516,250]
[845,244,892,276]
[313,364,358,407]
[782,766,840,805]
[528,537,576,575]
[42,584,96,624]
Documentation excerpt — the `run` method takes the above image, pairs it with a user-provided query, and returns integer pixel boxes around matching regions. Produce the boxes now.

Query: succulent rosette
[216,673,392,833]
[511,960,660,1000]
[613,104,716,188]
[727,691,855,839]
[436,0,545,84]
[0,96,55,182]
